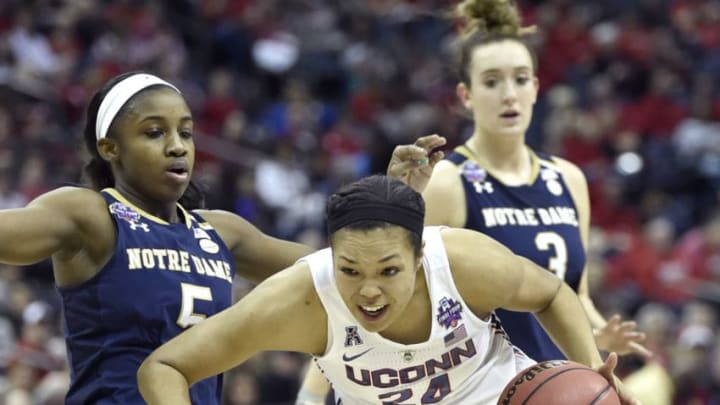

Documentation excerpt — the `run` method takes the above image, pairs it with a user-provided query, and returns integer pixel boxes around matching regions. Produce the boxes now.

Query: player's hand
[594,314,653,358]
[386,134,446,193]
[596,352,642,405]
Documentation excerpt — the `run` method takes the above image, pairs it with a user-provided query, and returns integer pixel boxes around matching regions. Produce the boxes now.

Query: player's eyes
[484,78,497,88]
[340,267,358,276]
[382,267,399,276]
[145,128,164,138]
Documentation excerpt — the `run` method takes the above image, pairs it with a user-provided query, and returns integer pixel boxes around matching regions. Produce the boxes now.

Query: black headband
[327,202,424,238]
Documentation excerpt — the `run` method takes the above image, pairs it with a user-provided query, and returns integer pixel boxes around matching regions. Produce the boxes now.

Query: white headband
[95,73,181,140]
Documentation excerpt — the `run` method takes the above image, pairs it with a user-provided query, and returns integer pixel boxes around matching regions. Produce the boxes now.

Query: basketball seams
[588,384,613,405]
[498,361,620,405]
[519,367,588,405]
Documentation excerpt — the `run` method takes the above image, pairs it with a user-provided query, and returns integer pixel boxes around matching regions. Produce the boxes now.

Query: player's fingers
[387,160,428,177]
[392,145,429,161]
[620,331,645,341]
[597,352,618,379]
[428,150,445,165]
[617,322,638,333]
[607,314,621,326]
[414,134,447,151]
[629,341,654,359]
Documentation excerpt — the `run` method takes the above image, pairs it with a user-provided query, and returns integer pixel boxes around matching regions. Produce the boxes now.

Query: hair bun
[455,0,523,37]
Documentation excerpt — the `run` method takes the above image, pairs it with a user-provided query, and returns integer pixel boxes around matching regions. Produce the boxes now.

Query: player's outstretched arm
[0,187,107,265]
[445,227,640,405]
[556,157,651,358]
[444,227,603,368]
[138,261,327,405]
[198,210,314,283]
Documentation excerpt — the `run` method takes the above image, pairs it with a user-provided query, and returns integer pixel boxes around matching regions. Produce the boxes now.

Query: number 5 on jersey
[177,283,212,328]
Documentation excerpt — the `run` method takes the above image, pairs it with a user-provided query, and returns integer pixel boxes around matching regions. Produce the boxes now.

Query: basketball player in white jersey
[138,175,638,405]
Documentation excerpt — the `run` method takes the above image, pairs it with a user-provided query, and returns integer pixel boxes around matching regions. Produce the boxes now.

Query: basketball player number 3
[177,283,213,328]
[534,232,568,280]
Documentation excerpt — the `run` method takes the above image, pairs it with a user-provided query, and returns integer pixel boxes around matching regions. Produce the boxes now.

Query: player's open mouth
[358,305,388,321]
[165,168,189,181]
[359,304,388,319]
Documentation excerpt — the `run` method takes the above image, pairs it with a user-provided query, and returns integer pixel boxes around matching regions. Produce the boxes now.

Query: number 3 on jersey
[534,232,568,280]
[177,283,212,328]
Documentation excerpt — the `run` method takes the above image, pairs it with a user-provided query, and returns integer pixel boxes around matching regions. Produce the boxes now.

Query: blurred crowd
[0,0,718,404]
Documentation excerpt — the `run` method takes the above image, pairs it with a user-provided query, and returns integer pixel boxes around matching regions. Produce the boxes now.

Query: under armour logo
[473,181,494,194]
[344,326,363,347]
[129,222,150,232]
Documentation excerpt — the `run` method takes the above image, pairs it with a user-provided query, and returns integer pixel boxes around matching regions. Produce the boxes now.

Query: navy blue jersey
[59,189,236,405]
[446,147,586,361]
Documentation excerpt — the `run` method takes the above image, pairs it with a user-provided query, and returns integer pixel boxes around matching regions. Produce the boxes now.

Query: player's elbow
[137,354,191,403]
[535,280,570,315]
[533,277,566,314]
[137,354,157,383]
[137,355,162,392]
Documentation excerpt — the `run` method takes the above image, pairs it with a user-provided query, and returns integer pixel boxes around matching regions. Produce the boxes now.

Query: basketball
[497,360,621,405]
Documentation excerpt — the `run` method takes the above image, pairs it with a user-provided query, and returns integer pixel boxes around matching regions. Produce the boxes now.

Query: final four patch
[109,202,142,223]
[437,297,462,329]
[109,202,149,231]
[461,161,487,183]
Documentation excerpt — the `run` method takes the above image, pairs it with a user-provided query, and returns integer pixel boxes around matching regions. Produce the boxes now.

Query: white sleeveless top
[304,226,535,404]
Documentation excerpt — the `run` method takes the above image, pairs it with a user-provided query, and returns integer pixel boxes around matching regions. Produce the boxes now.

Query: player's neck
[465,136,533,185]
[113,185,181,223]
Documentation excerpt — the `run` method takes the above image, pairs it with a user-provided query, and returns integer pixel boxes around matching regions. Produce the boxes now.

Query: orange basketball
[497,360,621,405]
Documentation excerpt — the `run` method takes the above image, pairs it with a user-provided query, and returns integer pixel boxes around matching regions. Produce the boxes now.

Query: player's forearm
[578,293,607,330]
[137,359,192,405]
[535,284,604,368]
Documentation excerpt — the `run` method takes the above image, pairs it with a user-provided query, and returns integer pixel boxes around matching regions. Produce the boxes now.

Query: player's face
[332,226,422,333]
[459,40,538,138]
[109,88,194,204]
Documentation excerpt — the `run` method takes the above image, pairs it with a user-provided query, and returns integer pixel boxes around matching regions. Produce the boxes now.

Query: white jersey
[304,226,535,405]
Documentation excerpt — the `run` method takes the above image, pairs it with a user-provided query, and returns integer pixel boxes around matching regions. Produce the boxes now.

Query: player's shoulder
[439,227,499,258]
[256,260,320,310]
[431,157,459,172]
[29,186,107,215]
[541,154,588,191]
[428,160,463,189]
[191,208,248,236]
[28,187,116,260]
[35,185,103,201]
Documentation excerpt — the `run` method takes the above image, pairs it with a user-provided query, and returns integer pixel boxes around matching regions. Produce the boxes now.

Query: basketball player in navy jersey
[138,175,639,405]
[0,72,440,405]
[415,0,651,363]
